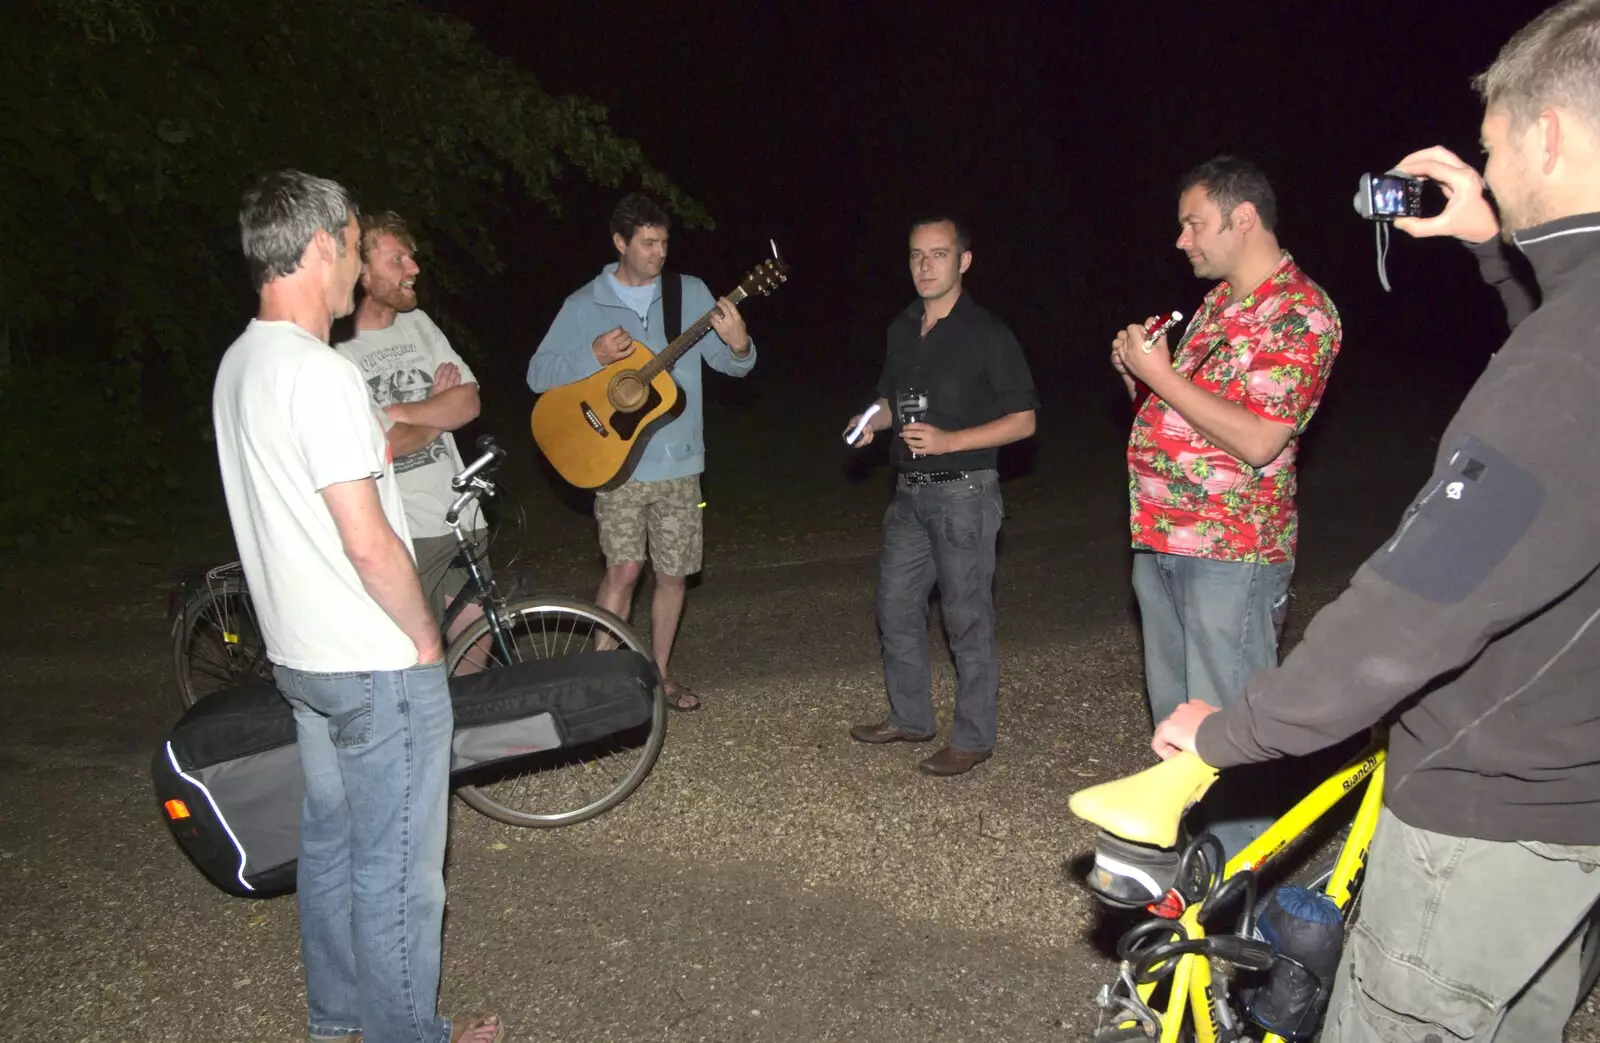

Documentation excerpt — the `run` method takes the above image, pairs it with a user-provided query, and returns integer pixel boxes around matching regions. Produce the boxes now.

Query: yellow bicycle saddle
[1067,751,1220,849]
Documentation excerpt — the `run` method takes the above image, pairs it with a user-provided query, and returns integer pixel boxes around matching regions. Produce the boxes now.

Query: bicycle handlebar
[452,435,507,491]
[445,436,507,527]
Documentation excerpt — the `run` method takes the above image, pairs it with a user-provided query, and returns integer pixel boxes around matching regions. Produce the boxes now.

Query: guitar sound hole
[610,384,663,441]
[608,372,649,412]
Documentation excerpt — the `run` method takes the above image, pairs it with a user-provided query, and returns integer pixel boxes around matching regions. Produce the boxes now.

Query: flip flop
[663,681,702,712]
[450,1013,506,1043]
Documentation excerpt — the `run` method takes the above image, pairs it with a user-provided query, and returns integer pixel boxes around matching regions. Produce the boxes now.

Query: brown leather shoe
[918,745,992,776]
[849,720,935,744]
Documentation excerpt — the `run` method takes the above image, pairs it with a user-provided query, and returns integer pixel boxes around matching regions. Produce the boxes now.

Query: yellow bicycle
[1067,736,1386,1042]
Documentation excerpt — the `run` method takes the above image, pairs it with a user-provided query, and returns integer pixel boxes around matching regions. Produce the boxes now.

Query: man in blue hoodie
[528,193,757,710]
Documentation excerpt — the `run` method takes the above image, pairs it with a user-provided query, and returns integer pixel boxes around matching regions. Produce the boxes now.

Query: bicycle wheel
[173,576,272,709]
[446,595,667,828]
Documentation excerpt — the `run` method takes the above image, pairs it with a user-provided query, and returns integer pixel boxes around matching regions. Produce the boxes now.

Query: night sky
[432,0,1551,428]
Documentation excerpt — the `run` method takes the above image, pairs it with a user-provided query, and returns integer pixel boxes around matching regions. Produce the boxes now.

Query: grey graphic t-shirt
[335,309,481,537]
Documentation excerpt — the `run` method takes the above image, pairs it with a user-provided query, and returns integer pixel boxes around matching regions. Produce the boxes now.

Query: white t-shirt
[335,309,481,538]
[213,319,419,672]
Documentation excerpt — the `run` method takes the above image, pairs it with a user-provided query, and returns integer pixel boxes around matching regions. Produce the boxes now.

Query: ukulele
[530,257,789,489]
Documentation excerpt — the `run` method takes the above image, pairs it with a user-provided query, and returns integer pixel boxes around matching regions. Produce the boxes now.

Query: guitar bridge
[580,402,610,437]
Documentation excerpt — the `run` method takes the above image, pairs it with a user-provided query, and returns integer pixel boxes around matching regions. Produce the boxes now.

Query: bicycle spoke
[178,584,271,706]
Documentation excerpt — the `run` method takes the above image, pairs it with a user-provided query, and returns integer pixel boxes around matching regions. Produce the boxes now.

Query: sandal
[663,680,702,712]
[450,1013,506,1043]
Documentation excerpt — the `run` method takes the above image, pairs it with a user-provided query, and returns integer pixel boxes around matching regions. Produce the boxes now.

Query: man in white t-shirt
[213,171,502,1043]
[336,211,485,638]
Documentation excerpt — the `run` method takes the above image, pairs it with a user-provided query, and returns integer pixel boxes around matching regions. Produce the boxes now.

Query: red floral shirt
[1128,253,1342,564]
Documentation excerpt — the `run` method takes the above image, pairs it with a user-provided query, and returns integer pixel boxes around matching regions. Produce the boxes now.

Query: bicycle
[168,435,667,828]
[1066,735,1600,1042]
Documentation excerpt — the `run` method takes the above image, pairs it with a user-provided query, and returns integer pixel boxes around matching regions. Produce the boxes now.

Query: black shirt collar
[899,290,975,326]
[1512,212,1600,297]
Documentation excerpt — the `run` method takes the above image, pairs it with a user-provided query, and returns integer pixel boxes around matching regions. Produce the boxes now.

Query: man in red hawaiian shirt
[1111,155,1342,855]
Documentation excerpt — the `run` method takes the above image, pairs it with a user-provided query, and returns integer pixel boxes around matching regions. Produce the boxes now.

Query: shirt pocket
[934,350,991,425]
[664,435,704,460]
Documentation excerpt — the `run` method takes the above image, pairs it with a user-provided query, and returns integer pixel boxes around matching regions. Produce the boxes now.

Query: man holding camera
[1153,3,1600,1038]
[1112,156,1343,856]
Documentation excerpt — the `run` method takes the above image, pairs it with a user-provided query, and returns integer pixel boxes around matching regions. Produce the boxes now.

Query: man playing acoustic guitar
[527,193,757,711]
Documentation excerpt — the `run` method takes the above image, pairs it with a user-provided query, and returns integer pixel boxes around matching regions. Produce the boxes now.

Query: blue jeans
[877,471,1004,752]
[1131,551,1293,856]
[273,663,455,1043]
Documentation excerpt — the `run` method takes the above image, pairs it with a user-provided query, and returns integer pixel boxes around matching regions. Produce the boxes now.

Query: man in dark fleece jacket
[1153,4,1600,1040]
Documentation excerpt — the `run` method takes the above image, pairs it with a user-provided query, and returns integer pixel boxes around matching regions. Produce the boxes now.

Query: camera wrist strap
[1376,221,1393,293]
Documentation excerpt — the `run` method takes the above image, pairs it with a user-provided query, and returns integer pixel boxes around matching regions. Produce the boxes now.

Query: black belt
[899,470,969,486]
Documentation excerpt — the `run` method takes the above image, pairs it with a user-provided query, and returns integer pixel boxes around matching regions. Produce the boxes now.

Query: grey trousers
[1323,807,1600,1042]
[876,470,1003,752]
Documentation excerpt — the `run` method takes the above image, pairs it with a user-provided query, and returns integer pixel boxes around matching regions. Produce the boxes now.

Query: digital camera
[1353,172,1424,221]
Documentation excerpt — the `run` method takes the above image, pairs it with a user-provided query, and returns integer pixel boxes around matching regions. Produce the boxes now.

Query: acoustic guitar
[530,258,789,489]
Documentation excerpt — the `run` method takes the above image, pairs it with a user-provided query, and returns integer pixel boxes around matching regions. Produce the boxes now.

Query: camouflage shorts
[594,475,703,576]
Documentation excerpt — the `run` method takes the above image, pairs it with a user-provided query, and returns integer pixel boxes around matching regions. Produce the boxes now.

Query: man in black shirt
[844,217,1038,776]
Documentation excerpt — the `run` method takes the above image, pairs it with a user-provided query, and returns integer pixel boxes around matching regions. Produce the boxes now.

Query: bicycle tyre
[446,595,667,828]
[1294,846,1362,913]
[1089,1029,1156,1042]
[172,576,272,709]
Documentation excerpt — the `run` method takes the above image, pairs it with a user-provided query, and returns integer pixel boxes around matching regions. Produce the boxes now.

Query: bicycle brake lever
[1204,935,1276,972]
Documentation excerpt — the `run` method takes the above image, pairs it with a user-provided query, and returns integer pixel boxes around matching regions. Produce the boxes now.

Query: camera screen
[1371,175,1414,217]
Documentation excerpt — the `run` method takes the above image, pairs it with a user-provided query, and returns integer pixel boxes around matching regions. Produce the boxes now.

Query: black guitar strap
[661,270,683,342]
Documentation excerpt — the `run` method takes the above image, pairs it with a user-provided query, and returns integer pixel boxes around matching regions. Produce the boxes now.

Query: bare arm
[901,410,1037,457]
[321,477,442,663]
[381,364,476,454]
[1142,367,1294,468]
[385,385,480,432]
[947,409,1036,451]
[386,421,442,455]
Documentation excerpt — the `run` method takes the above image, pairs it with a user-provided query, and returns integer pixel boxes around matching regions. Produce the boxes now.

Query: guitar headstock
[739,256,790,298]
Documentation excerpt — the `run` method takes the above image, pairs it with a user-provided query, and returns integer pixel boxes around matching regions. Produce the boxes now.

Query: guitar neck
[637,287,750,380]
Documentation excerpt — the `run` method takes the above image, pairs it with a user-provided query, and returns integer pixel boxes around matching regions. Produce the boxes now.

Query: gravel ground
[2,390,1596,1042]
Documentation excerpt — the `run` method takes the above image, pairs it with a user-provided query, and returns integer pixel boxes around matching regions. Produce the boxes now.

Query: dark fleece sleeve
[1196,320,1600,766]
[1466,238,1539,332]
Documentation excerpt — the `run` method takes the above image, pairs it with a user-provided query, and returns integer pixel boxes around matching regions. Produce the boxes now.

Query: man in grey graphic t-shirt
[336,211,485,637]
